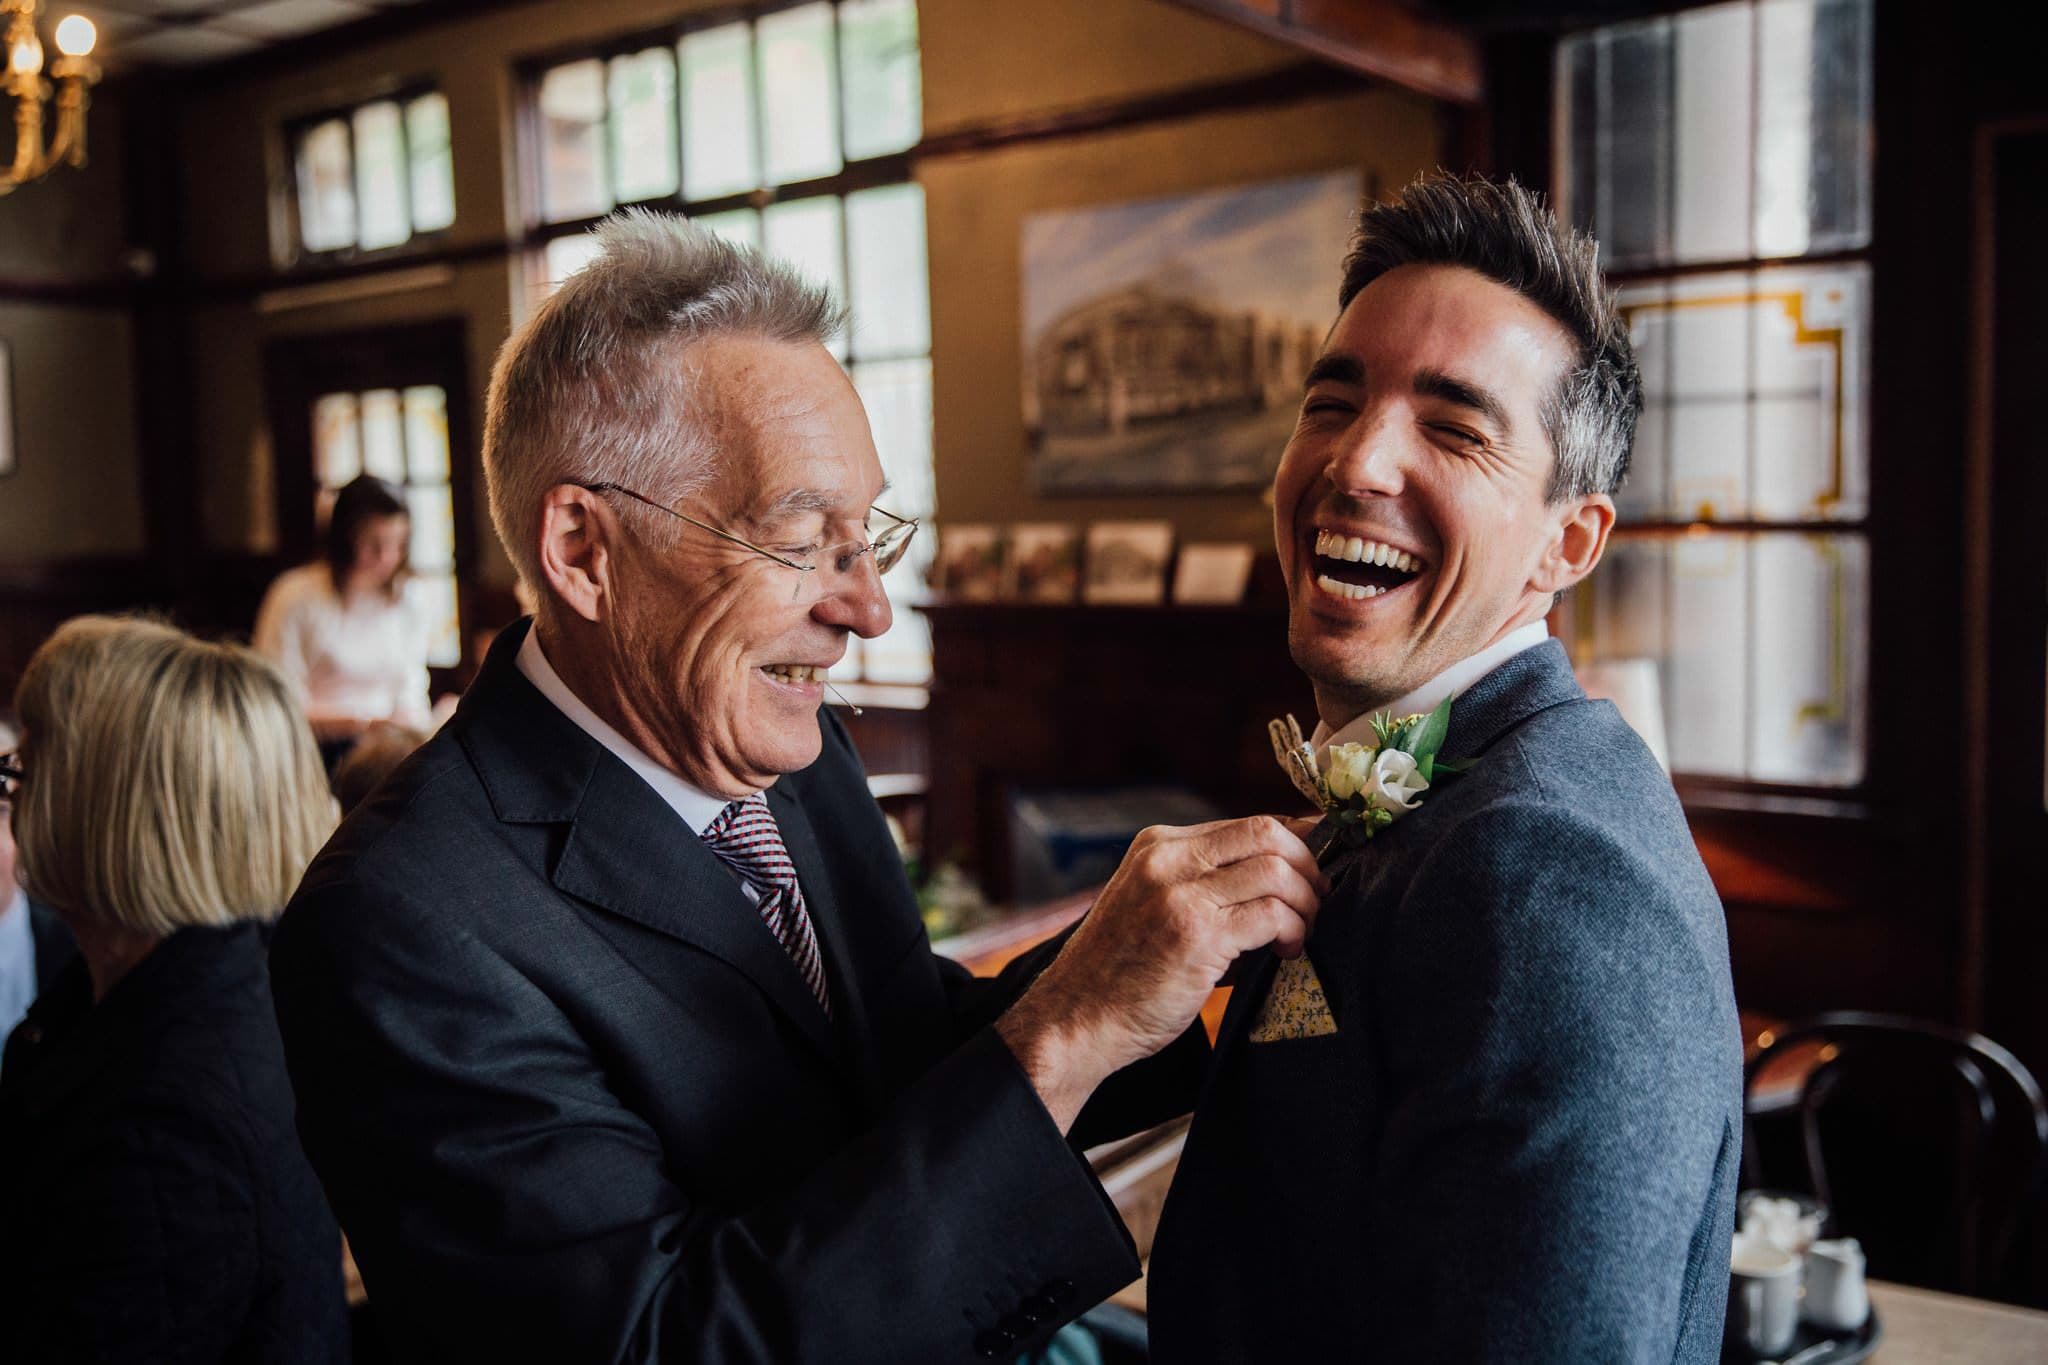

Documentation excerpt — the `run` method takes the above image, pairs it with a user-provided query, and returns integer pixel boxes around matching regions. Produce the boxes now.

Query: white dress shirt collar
[516,627,737,836]
[1311,619,1551,754]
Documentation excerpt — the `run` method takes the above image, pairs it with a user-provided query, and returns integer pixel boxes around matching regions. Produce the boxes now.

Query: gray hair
[484,208,844,595]
[1339,174,1641,502]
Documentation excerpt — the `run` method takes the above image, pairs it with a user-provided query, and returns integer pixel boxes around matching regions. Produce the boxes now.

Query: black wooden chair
[1743,1011,2048,1302]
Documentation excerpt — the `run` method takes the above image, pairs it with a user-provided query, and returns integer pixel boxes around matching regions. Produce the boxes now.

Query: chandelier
[3,0,98,196]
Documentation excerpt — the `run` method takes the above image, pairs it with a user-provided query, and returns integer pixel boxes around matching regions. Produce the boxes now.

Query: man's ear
[536,485,615,625]
[1530,491,1615,597]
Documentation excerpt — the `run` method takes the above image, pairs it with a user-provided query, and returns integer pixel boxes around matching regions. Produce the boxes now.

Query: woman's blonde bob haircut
[11,616,337,936]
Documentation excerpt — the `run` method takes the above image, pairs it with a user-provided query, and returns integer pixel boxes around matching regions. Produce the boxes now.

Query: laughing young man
[1147,176,1743,1363]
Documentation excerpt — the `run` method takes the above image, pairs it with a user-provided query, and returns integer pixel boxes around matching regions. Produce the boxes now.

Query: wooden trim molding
[1161,0,1484,104]
[173,60,1376,304]
[0,275,141,308]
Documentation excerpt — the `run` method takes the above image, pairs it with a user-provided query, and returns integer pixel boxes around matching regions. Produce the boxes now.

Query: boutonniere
[1268,693,1471,861]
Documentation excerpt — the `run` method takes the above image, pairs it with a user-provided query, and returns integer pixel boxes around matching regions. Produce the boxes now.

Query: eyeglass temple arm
[577,482,816,574]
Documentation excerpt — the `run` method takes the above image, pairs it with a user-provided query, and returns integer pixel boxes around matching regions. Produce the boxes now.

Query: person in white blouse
[254,474,433,762]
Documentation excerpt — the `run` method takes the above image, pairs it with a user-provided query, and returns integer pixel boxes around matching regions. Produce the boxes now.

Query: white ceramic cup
[1803,1237,1870,1333]
[1728,1235,1802,1356]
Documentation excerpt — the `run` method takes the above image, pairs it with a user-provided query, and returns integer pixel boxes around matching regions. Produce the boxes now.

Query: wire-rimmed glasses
[577,481,920,601]
[0,752,21,803]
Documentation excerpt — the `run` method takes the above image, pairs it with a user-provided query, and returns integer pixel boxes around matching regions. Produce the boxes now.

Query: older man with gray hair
[270,210,1325,1364]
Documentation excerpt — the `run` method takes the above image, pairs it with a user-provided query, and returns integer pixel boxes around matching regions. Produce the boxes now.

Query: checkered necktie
[700,794,832,1017]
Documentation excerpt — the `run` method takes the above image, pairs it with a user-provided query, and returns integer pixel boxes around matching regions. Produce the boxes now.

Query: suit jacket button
[1018,1294,1057,1322]
[1041,1278,1076,1305]
[1000,1312,1034,1337]
[974,1328,1016,1358]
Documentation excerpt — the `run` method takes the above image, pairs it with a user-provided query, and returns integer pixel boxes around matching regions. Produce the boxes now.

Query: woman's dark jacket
[0,920,348,1363]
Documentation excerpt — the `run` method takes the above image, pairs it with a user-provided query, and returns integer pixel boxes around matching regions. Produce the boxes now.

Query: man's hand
[996,815,1327,1132]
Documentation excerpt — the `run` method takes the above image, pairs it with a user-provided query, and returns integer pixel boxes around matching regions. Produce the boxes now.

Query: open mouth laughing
[1309,528,1428,602]
[759,663,832,692]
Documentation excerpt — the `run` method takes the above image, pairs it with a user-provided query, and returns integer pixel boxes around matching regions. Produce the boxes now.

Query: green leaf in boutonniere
[1270,691,1476,865]
[1404,693,1455,782]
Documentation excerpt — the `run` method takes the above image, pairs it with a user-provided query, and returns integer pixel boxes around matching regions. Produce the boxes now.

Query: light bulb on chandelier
[3,1,102,196]
[53,13,92,57]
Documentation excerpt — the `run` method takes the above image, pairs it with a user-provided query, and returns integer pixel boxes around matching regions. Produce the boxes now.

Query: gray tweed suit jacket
[1149,639,1742,1363]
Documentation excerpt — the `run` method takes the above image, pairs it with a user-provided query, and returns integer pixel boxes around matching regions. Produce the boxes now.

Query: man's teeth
[764,665,828,684]
[1315,575,1390,601]
[1312,529,1421,574]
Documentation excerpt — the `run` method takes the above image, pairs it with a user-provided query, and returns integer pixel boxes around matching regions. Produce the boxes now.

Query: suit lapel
[1439,638,1585,762]
[550,761,841,1063]
[1219,644,1586,1061]
[460,620,842,1066]
[768,784,885,1109]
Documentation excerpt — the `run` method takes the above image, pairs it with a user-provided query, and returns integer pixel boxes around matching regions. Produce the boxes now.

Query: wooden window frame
[1553,0,1875,803]
[262,320,480,693]
[514,0,917,249]
[280,79,455,268]
[516,0,934,689]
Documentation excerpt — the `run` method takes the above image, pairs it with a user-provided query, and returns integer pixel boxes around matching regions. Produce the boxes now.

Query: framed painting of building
[1020,169,1359,495]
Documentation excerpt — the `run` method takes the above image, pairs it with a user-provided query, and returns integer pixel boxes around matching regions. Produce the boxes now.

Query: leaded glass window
[1558,0,1875,787]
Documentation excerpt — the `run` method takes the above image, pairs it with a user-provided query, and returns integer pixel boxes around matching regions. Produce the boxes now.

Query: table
[1867,1280,2048,1363]
[1088,1124,2048,1362]
[1103,1273,2048,1360]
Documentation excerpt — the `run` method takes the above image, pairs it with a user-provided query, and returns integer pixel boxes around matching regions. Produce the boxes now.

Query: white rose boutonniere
[1268,694,1471,862]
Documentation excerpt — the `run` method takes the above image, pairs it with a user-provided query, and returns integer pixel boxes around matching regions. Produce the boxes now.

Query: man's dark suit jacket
[270,620,1202,1364]
[1149,641,1743,1363]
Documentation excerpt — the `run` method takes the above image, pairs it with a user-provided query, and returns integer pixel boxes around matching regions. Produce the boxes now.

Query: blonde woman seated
[0,617,348,1364]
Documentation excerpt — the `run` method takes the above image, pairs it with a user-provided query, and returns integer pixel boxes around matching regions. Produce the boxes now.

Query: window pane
[845,183,929,358]
[757,3,842,185]
[680,22,760,200]
[1672,3,1753,263]
[1619,263,1869,522]
[1559,0,1872,269]
[763,197,845,356]
[402,385,450,483]
[839,0,921,160]
[406,92,456,234]
[852,357,933,519]
[414,571,462,669]
[1573,531,1866,784]
[360,389,406,482]
[1602,23,1674,266]
[1748,533,1866,783]
[851,357,933,686]
[860,604,930,685]
[353,101,411,251]
[407,484,456,573]
[312,392,362,487]
[543,231,605,290]
[539,59,613,221]
[1784,0,1873,255]
[609,47,679,203]
[296,118,356,252]
[692,207,761,251]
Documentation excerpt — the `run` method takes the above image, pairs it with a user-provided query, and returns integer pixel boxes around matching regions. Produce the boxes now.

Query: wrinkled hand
[997,815,1327,1132]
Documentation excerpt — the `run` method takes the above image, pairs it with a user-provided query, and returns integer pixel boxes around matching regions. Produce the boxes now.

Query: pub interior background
[3,0,2046,1317]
